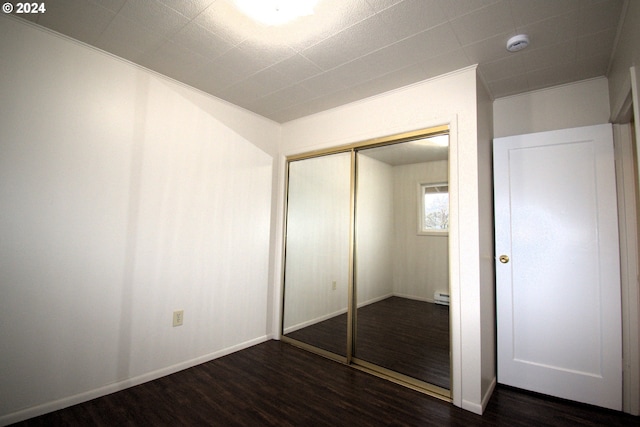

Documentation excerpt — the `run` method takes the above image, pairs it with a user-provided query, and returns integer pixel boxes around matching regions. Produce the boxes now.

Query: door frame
[613,123,639,416]
[611,65,640,416]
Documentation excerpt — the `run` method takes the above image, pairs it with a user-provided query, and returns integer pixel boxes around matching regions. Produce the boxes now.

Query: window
[418,183,448,235]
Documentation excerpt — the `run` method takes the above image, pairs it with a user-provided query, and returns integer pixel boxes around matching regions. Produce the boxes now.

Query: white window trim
[417,182,449,236]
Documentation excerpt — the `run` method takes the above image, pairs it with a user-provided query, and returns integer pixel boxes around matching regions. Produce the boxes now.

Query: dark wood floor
[12,340,638,426]
[285,296,449,388]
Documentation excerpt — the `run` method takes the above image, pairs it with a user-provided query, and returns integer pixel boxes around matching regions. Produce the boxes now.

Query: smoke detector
[506,34,530,52]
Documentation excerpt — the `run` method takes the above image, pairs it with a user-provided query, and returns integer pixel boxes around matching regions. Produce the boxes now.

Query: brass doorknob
[499,255,509,263]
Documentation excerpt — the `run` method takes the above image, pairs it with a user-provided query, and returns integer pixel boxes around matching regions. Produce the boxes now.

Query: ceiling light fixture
[410,135,449,147]
[506,34,530,52]
[234,0,318,26]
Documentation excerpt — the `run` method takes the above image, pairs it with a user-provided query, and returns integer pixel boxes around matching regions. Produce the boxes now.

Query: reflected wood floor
[357,297,449,388]
[286,296,449,388]
[12,340,637,426]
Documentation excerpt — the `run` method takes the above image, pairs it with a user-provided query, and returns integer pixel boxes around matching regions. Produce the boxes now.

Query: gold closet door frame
[280,124,451,400]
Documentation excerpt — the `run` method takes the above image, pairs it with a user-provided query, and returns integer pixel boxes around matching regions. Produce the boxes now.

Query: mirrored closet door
[282,151,352,358]
[353,135,450,393]
[281,127,450,397]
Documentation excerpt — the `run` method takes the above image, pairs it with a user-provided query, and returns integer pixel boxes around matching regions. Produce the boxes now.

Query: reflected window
[419,183,448,235]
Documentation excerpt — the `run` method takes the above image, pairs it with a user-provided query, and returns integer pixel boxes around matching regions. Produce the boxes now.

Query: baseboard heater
[434,291,450,306]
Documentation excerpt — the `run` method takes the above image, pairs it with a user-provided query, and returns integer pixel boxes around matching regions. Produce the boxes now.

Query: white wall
[392,161,448,301]
[282,153,352,331]
[280,66,493,413]
[493,78,611,138]
[356,155,394,306]
[0,16,279,425]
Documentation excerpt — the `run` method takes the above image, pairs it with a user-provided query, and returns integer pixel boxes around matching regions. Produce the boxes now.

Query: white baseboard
[481,377,497,413]
[460,376,496,415]
[392,292,434,303]
[283,294,439,335]
[0,335,271,426]
[357,293,393,308]
[461,399,483,415]
[283,308,347,334]
[283,294,398,335]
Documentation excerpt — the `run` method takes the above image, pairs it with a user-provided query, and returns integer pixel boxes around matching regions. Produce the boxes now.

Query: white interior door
[494,124,622,410]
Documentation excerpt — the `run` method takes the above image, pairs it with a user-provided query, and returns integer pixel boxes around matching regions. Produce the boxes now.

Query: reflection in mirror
[354,134,450,389]
[282,152,351,357]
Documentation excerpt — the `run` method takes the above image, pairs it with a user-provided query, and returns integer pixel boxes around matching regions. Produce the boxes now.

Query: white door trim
[614,123,640,416]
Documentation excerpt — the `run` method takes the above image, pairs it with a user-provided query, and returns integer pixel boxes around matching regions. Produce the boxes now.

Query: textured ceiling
[9,0,626,123]
[361,134,449,165]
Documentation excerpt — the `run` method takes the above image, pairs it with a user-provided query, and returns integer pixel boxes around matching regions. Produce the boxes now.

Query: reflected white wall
[355,155,394,306]
[392,160,449,301]
[283,154,351,331]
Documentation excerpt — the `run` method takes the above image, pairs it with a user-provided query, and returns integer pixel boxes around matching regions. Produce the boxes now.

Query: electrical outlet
[173,310,184,327]
[332,281,337,290]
